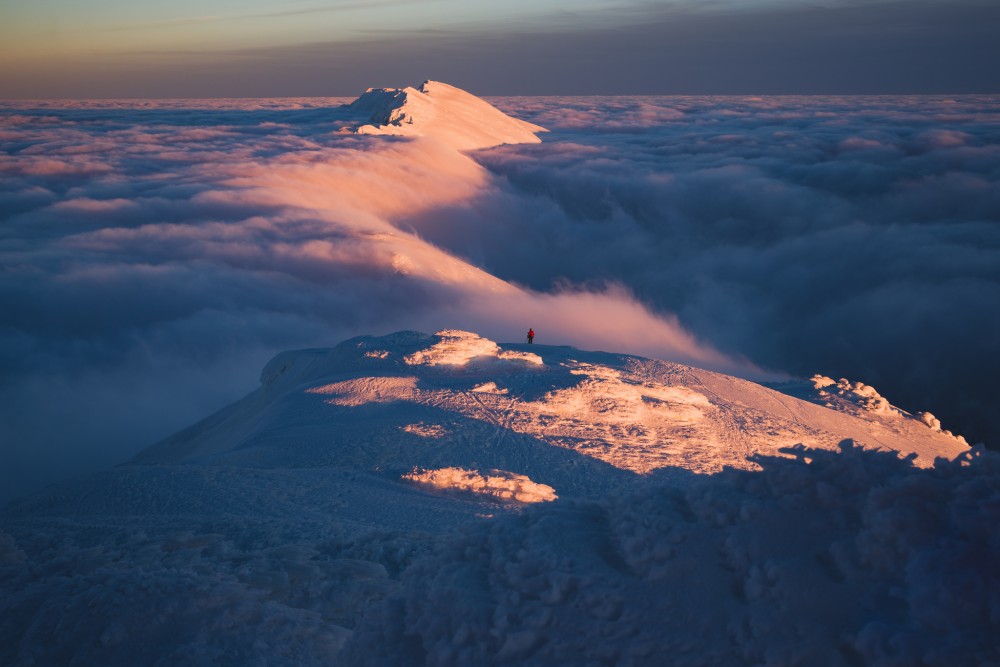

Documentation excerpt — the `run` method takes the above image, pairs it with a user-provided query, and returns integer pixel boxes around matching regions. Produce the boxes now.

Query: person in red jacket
[527,328,535,344]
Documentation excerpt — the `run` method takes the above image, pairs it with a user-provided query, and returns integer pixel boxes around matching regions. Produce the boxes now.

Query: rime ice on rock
[811,374,895,414]
[808,374,967,444]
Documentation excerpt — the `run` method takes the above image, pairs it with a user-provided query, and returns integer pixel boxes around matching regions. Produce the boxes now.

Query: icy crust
[259,331,432,389]
[349,80,547,151]
[343,444,1000,667]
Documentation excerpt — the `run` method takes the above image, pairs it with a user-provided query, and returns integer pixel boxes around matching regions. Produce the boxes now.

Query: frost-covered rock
[917,410,942,431]
[810,374,895,415]
[802,373,968,447]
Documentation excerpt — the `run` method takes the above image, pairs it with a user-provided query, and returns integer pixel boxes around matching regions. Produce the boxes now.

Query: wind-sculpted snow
[403,329,543,367]
[343,443,1000,667]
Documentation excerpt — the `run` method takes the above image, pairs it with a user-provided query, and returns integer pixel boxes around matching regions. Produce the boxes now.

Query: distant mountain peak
[348,80,547,150]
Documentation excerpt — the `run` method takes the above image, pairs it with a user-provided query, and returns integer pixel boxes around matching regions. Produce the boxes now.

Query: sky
[0,0,998,97]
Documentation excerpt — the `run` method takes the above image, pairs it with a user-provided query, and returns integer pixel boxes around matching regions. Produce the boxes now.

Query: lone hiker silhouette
[527,328,535,344]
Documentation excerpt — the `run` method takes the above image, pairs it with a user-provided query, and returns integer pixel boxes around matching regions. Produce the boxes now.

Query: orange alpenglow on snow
[349,80,547,151]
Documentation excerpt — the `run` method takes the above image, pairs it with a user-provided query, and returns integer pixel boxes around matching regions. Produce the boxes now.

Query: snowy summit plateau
[1,82,997,667]
[138,329,968,488]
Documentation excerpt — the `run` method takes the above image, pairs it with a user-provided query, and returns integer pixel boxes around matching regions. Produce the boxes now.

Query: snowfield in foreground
[3,330,996,666]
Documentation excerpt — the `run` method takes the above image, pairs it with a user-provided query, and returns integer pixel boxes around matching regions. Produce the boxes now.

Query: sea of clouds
[1,94,998,501]
[465,94,1000,445]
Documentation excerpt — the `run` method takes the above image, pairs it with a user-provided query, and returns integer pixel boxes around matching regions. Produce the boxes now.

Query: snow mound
[402,467,557,504]
[350,80,547,150]
[404,330,544,368]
